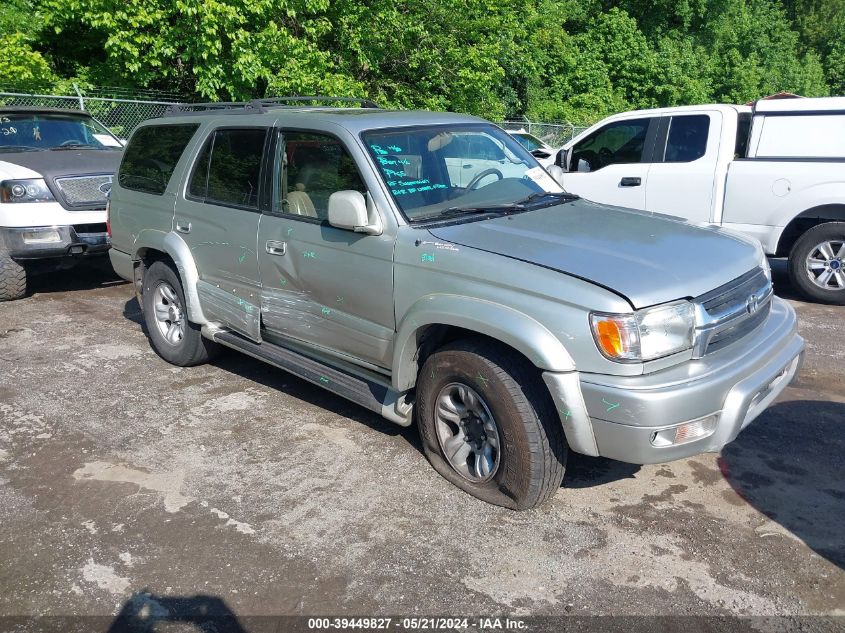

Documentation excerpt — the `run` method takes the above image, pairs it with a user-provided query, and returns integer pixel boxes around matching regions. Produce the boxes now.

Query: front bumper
[0,226,110,260]
[544,297,804,464]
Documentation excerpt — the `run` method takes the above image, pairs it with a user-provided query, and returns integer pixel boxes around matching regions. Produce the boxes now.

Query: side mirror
[328,190,381,235]
[555,148,573,172]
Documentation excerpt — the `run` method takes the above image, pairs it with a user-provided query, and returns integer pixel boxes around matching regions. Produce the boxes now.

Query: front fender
[392,294,576,391]
[136,230,207,325]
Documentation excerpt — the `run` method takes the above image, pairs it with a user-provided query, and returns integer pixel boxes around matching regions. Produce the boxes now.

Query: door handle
[265,240,287,256]
[463,164,473,169]
[175,222,191,234]
[620,177,642,187]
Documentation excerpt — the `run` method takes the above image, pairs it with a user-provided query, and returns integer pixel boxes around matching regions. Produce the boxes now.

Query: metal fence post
[72,83,85,111]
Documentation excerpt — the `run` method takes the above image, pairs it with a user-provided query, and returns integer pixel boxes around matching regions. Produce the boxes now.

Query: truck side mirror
[555,148,573,172]
[328,190,382,235]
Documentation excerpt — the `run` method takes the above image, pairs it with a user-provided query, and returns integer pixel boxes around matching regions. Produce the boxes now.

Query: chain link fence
[497,119,588,147]
[0,91,589,146]
[0,91,174,139]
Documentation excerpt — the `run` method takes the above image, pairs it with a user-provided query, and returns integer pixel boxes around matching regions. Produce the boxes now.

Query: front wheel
[416,338,567,510]
[788,222,845,305]
[142,260,220,366]
[0,251,26,302]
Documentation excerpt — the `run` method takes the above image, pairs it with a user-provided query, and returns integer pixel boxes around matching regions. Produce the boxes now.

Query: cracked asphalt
[0,258,842,629]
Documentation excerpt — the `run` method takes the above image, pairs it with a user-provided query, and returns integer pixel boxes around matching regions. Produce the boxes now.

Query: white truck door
[645,112,722,223]
[561,117,658,209]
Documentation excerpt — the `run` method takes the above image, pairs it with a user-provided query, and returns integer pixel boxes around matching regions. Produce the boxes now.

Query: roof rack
[163,101,263,116]
[163,95,380,117]
[253,96,380,109]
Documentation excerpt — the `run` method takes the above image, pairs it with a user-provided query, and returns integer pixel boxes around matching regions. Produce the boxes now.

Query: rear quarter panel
[722,160,845,253]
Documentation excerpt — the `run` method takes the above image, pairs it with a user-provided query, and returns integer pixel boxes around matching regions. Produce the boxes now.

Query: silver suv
[108,97,805,509]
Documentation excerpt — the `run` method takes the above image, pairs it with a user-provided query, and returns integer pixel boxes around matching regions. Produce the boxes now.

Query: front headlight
[590,300,695,362]
[0,179,55,203]
[760,250,772,282]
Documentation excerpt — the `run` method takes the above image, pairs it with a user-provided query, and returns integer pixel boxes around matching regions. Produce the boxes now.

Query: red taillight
[106,200,112,238]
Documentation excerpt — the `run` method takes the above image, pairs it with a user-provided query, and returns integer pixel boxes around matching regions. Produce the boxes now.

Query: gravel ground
[0,258,842,631]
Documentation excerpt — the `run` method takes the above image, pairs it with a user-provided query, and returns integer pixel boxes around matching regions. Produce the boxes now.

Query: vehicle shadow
[769,257,804,302]
[27,258,127,295]
[562,453,641,488]
[211,348,422,448]
[719,399,845,570]
[107,591,247,632]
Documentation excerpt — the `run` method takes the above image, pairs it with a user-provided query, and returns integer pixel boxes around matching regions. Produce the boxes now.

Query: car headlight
[760,250,771,282]
[0,179,55,203]
[590,301,695,362]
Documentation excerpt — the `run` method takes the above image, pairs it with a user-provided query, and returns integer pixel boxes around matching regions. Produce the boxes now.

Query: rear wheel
[0,251,26,302]
[416,338,567,510]
[142,260,220,366]
[788,222,845,305]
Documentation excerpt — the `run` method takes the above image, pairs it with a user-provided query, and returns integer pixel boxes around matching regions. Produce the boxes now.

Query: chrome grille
[55,174,112,209]
[692,268,773,358]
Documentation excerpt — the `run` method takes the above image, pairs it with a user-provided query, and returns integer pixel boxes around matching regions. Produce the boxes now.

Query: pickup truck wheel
[788,222,845,305]
[417,338,567,510]
[142,260,220,366]
[0,251,27,302]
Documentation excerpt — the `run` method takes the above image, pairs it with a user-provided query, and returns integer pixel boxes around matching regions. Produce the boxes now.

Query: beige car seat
[286,185,317,217]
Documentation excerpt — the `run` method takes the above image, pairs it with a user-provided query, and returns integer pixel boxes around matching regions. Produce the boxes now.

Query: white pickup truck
[553,97,845,304]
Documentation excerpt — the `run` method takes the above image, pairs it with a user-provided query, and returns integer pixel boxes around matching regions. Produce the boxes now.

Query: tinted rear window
[664,115,710,162]
[118,124,199,195]
[188,128,266,208]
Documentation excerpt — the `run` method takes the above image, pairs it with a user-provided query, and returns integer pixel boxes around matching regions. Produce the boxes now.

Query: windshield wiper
[515,191,580,207]
[50,143,99,150]
[0,146,46,152]
[438,203,523,217]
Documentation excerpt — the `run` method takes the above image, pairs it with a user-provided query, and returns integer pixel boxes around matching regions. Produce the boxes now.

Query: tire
[0,251,26,302]
[788,222,845,305]
[142,260,220,366]
[416,338,567,510]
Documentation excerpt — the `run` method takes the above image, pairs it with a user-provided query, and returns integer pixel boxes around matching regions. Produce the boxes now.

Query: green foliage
[0,0,840,122]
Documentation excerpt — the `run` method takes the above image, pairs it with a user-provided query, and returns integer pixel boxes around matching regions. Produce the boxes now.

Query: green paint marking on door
[602,398,620,412]
[304,251,316,259]
[421,253,435,263]
[319,376,330,384]
[321,307,331,315]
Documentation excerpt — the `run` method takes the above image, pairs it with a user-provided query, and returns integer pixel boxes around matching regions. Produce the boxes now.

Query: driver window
[274,132,365,220]
[570,118,651,173]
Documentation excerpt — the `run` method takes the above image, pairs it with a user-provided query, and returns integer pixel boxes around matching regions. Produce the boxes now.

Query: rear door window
[664,115,710,162]
[118,124,199,195]
[188,128,267,209]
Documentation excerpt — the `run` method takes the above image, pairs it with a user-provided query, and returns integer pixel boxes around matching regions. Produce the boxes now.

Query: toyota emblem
[745,293,760,315]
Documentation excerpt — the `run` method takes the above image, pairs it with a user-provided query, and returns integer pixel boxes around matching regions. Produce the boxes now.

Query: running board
[210,329,413,426]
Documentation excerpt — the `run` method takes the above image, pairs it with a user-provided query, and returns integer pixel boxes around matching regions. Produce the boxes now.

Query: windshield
[511,132,547,152]
[0,113,122,151]
[362,124,563,222]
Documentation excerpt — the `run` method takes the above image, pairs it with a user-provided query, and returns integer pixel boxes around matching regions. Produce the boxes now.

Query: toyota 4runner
[108,97,805,509]
[0,108,122,301]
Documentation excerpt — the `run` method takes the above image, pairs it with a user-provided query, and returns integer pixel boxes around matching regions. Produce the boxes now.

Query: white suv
[0,107,123,301]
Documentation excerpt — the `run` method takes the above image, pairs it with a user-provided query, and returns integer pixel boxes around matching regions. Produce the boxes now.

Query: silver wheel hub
[152,282,186,346]
[434,382,500,483]
[805,239,845,290]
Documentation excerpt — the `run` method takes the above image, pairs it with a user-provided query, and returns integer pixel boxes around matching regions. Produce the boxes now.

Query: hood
[428,199,760,309]
[0,149,121,181]
[0,149,122,210]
